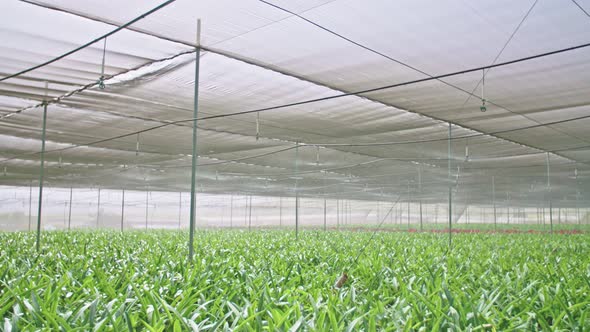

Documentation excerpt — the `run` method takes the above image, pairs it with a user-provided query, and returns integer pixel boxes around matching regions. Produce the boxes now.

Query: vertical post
[178,192,182,229]
[435,204,439,224]
[295,196,299,237]
[407,182,410,229]
[549,201,553,234]
[68,187,73,230]
[448,123,452,247]
[546,152,552,234]
[96,188,101,227]
[229,194,233,228]
[419,168,423,231]
[35,82,49,252]
[28,181,33,231]
[336,199,340,230]
[121,189,125,232]
[188,19,202,261]
[279,196,282,227]
[294,142,299,239]
[492,176,497,231]
[323,197,327,231]
[145,190,149,229]
[244,196,248,226]
[377,198,383,225]
[248,195,252,231]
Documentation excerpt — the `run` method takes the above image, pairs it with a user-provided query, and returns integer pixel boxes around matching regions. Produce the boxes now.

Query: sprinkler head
[480,99,487,112]
[98,76,105,89]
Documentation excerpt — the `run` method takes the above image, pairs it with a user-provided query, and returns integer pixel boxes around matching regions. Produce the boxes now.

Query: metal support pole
[68,187,73,230]
[244,196,248,226]
[28,181,33,231]
[121,189,125,232]
[407,182,410,229]
[229,194,233,228]
[492,176,497,231]
[549,200,553,234]
[188,19,202,261]
[336,199,340,230]
[507,205,510,225]
[419,168,423,231]
[448,123,452,247]
[323,197,327,231]
[35,85,48,252]
[295,196,299,237]
[145,190,149,229]
[279,196,282,227]
[178,192,182,229]
[294,142,299,239]
[546,152,552,234]
[97,188,101,228]
[248,195,252,231]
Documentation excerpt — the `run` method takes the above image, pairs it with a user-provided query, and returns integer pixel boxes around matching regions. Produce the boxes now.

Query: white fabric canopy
[0,0,589,215]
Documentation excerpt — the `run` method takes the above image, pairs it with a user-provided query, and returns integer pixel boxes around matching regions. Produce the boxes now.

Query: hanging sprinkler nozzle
[479,69,487,112]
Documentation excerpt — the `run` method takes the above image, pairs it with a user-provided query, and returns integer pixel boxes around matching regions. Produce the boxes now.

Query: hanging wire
[136,133,140,156]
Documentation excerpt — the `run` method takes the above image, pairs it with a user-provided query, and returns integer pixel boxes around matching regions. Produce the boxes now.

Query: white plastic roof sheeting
[1,0,589,213]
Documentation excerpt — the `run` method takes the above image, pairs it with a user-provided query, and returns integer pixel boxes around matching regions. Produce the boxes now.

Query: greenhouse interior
[1,0,590,330]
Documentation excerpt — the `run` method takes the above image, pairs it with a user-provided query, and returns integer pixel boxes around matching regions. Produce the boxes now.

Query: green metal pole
[121,189,125,232]
[178,192,182,229]
[546,152,552,234]
[279,196,282,227]
[336,199,339,230]
[68,187,73,230]
[145,190,149,229]
[188,19,202,262]
[97,188,101,228]
[35,92,49,252]
[229,194,233,228]
[407,182,410,229]
[323,197,327,231]
[492,176,497,232]
[419,167,423,231]
[295,142,299,239]
[549,200,553,234]
[448,123,452,247]
[248,195,252,231]
[28,181,32,231]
